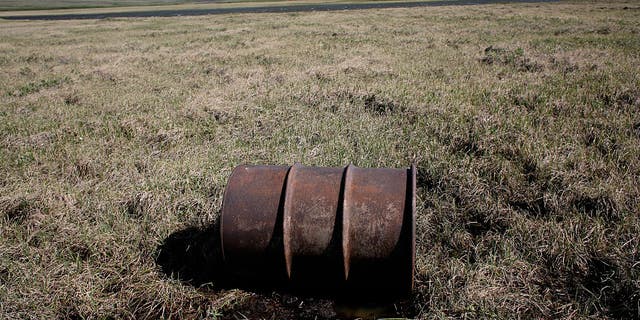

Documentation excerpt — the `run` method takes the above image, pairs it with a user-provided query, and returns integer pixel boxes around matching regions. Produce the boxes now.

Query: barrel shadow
[155,218,274,289]
[155,221,223,287]
[155,220,416,318]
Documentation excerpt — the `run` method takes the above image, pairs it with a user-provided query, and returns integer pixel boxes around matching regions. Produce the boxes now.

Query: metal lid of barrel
[220,163,416,295]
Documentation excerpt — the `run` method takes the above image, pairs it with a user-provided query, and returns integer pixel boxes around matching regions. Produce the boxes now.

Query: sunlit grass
[0,1,638,318]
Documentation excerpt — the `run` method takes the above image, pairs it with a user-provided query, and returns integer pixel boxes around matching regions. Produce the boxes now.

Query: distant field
[0,0,385,11]
[0,0,191,10]
[1,0,639,319]
[0,0,539,20]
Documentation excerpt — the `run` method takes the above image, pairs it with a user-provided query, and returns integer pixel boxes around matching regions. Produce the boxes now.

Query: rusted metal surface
[220,163,416,294]
[220,165,289,277]
[342,165,413,293]
[283,164,344,285]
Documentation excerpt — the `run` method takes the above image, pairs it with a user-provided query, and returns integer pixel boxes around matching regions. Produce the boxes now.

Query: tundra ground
[0,1,639,318]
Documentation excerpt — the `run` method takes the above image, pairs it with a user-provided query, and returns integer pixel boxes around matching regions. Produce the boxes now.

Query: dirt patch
[549,56,580,73]
[571,194,619,221]
[62,91,81,105]
[464,210,509,237]
[416,167,438,191]
[492,144,564,219]
[546,255,639,318]
[68,242,92,261]
[582,123,623,158]
[0,265,9,285]
[509,197,550,218]
[221,293,339,320]
[123,192,154,220]
[450,132,483,157]
[512,92,546,111]
[57,300,82,320]
[597,88,640,109]
[480,46,543,72]
[118,118,149,140]
[0,196,41,224]
[147,129,184,149]
[362,94,401,115]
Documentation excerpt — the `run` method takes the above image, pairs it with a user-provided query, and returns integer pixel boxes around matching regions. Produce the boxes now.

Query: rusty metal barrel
[220,165,289,279]
[220,163,416,295]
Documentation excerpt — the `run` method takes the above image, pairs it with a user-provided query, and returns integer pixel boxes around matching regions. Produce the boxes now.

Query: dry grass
[0,0,424,16]
[1,1,639,319]
[0,0,189,11]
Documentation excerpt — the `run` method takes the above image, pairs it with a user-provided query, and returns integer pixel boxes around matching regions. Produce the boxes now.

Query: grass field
[0,0,435,19]
[1,0,639,319]
[0,0,191,11]
[0,0,405,12]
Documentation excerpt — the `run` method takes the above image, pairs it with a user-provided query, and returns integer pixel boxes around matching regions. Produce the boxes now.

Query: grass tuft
[6,77,68,97]
[480,46,543,72]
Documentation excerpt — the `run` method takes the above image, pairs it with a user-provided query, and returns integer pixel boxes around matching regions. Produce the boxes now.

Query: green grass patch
[6,77,68,97]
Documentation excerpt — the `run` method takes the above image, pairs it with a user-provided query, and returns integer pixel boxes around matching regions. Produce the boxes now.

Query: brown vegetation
[1,0,639,318]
